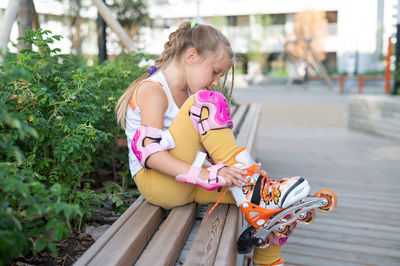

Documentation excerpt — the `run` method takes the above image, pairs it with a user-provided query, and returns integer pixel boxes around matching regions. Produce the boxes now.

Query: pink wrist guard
[176,151,228,191]
[190,90,233,135]
[131,125,175,169]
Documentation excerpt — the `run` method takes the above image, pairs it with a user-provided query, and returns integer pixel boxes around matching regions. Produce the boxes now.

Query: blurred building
[0,0,397,75]
[141,0,396,75]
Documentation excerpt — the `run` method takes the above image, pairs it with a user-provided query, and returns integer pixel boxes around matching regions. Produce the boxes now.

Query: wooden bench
[74,103,261,266]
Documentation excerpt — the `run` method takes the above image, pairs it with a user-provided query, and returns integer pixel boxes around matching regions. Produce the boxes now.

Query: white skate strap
[193,151,207,168]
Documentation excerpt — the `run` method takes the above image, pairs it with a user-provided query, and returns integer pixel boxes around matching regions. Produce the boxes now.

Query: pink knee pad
[190,90,233,135]
[131,125,175,169]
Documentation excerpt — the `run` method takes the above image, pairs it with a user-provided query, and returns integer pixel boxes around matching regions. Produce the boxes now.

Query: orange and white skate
[228,147,337,253]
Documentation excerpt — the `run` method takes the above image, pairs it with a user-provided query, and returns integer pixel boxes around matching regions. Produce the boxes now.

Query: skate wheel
[256,233,272,249]
[298,209,315,224]
[273,223,295,238]
[315,189,337,212]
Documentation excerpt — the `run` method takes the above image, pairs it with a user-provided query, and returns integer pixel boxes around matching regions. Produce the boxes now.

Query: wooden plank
[233,103,261,265]
[293,220,400,241]
[214,204,240,266]
[245,104,261,154]
[183,204,229,266]
[282,241,400,266]
[135,203,198,266]
[88,201,164,266]
[212,104,261,266]
[231,104,248,135]
[289,227,400,249]
[74,196,145,266]
[287,235,400,258]
[282,252,371,266]
[236,104,261,152]
[230,104,238,117]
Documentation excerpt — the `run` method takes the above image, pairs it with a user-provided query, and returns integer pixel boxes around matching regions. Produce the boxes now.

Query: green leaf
[53,225,64,242]
[34,236,48,254]
[47,242,58,255]
[50,183,62,197]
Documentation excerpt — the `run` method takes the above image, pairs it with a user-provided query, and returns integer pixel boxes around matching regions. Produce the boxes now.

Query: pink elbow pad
[131,125,175,169]
[190,90,233,135]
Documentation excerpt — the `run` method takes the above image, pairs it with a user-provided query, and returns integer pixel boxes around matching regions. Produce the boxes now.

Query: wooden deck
[254,99,400,266]
[281,177,400,266]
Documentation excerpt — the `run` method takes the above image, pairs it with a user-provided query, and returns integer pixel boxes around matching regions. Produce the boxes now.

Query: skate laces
[206,186,229,219]
[206,164,270,219]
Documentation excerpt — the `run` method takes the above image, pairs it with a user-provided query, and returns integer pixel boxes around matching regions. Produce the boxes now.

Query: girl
[116,22,309,266]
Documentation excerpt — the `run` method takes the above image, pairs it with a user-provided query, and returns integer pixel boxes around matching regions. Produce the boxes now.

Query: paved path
[233,84,400,266]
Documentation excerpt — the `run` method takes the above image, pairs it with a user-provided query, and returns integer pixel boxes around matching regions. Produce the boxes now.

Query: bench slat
[135,202,198,266]
[215,103,261,266]
[183,204,229,266]
[231,104,248,135]
[74,196,145,266]
[182,103,261,265]
[214,204,240,266]
[236,104,261,155]
[88,201,164,266]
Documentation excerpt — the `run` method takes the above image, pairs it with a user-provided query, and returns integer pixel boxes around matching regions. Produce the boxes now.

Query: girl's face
[185,47,230,94]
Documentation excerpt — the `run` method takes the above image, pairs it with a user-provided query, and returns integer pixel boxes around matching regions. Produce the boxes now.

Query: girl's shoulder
[135,80,169,111]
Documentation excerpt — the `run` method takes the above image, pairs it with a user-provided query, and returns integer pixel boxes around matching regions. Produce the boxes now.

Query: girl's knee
[190,90,233,135]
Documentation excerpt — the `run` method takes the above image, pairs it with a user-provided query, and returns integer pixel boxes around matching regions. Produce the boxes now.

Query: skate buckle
[240,202,282,229]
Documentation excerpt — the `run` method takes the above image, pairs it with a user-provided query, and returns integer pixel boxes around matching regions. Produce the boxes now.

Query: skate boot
[228,147,337,254]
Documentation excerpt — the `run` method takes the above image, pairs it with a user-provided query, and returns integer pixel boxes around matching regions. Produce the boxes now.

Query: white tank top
[125,70,180,177]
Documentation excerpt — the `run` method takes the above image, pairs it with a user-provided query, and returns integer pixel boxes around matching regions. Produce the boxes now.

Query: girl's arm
[136,83,246,187]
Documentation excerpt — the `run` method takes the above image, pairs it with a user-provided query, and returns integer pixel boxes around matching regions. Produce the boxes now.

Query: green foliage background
[0,29,146,264]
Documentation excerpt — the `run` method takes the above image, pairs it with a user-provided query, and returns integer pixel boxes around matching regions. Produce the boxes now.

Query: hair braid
[116,21,235,128]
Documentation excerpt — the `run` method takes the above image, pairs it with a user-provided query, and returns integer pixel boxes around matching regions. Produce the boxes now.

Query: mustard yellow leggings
[134,95,281,265]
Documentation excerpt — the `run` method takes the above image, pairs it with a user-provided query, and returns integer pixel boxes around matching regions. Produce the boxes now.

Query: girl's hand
[217,166,247,187]
[199,166,247,187]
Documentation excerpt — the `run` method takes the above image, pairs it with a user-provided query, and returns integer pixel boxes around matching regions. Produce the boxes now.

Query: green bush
[0,28,146,263]
[0,109,82,264]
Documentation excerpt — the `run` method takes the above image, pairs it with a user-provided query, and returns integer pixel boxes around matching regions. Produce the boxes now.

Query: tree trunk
[17,0,33,56]
[70,15,83,55]
[97,4,108,64]
[32,1,40,31]
[91,0,135,53]
[0,0,20,62]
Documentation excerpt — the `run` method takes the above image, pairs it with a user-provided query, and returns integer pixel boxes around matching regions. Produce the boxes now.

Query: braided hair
[116,22,235,129]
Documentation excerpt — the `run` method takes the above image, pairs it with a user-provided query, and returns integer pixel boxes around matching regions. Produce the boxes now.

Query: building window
[228,16,237,26]
[270,14,286,25]
[326,11,338,23]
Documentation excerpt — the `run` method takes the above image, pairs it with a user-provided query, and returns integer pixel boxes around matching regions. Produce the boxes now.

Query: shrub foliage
[0,29,145,264]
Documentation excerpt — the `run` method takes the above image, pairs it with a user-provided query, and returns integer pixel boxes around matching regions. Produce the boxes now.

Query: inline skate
[228,147,337,254]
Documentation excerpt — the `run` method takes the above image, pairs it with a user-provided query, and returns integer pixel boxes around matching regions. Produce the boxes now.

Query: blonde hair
[115,22,235,129]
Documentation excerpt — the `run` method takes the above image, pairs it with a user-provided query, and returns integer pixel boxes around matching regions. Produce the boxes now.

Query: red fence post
[358,75,363,94]
[385,37,392,94]
[339,75,344,94]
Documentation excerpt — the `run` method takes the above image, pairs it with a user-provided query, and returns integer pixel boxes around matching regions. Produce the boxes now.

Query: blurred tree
[108,0,149,38]
[58,0,148,56]
[288,10,328,63]
[0,0,20,62]
[98,0,108,63]
[55,0,87,55]
[246,14,273,75]
[17,0,33,55]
